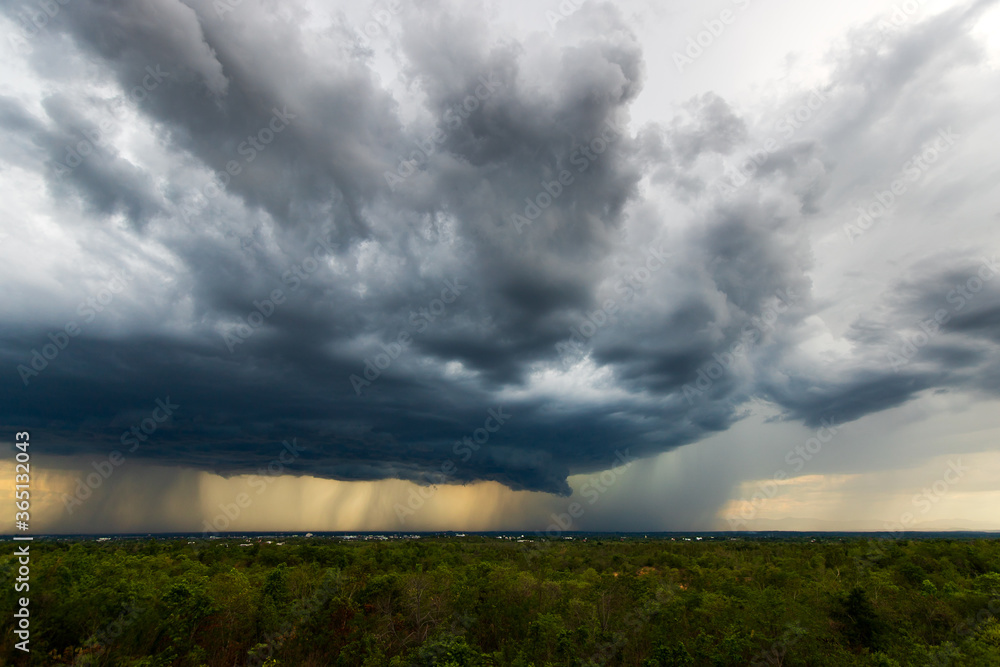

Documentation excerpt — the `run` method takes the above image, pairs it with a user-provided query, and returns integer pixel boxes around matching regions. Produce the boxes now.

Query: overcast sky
[2,0,999,534]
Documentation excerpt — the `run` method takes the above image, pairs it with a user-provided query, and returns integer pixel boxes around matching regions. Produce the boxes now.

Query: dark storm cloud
[836,255,1000,400]
[761,371,942,428]
[1,0,999,495]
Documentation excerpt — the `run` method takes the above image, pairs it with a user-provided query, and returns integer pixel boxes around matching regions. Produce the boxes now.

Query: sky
[1,0,999,534]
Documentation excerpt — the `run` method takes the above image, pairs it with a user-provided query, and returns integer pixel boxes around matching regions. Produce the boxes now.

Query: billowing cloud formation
[1,0,998,497]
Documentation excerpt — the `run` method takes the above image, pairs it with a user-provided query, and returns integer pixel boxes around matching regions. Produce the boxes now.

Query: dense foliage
[2,536,999,666]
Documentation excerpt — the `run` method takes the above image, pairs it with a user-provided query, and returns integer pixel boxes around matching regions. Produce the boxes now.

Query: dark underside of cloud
[1,0,998,494]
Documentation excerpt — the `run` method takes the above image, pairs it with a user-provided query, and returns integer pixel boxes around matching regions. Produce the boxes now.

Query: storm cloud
[1,0,999,501]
